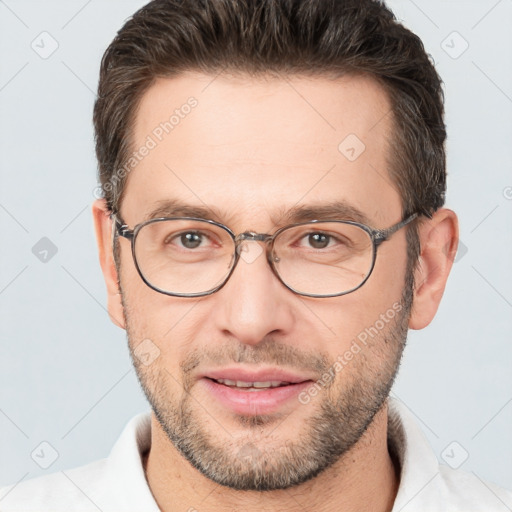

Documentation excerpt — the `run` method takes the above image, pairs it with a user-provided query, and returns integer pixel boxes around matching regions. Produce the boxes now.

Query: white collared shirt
[1,398,511,511]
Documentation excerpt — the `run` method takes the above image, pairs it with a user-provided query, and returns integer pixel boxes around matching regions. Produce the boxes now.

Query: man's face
[116,72,411,490]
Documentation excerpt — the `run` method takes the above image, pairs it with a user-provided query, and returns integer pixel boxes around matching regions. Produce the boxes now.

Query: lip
[198,366,316,416]
[200,366,315,384]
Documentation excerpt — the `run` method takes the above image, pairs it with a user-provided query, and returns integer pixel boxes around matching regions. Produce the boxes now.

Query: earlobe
[408,208,459,330]
[92,199,126,330]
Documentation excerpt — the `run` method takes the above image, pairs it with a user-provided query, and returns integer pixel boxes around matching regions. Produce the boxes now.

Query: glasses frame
[112,212,418,298]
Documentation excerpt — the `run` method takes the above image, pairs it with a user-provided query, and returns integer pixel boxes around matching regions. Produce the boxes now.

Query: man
[1,0,510,510]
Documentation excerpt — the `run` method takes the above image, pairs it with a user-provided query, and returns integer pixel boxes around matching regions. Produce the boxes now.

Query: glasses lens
[272,222,374,296]
[134,219,234,295]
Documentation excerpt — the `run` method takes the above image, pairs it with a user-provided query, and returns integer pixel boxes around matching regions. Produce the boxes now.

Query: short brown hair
[94,0,446,265]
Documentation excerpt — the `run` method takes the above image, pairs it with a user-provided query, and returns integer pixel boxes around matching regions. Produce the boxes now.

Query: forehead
[122,71,401,227]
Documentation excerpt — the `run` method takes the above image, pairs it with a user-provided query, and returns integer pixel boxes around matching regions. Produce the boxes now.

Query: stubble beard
[122,277,413,491]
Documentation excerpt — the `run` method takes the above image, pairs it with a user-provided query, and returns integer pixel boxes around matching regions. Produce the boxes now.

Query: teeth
[253,381,284,388]
[215,378,290,389]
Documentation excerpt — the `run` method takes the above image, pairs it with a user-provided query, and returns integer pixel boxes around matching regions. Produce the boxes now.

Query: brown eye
[179,232,203,249]
[307,233,331,249]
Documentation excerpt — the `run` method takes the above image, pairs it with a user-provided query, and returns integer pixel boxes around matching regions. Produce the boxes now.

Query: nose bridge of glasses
[230,232,280,285]
[235,232,273,244]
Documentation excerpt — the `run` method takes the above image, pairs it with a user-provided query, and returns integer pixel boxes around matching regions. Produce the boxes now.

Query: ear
[409,208,459,330]
[92,199,126,329]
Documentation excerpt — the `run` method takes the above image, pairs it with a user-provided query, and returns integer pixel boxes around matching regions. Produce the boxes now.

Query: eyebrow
[142,199,372,228]
[143,199,224,223]
[275,202,372,226]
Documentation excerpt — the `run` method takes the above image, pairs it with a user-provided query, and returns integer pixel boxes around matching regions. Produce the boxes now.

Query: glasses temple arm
[110,213,134,247]
[374,212,419,243]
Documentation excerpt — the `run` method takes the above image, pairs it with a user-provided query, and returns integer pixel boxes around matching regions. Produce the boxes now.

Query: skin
[93,72,458,512]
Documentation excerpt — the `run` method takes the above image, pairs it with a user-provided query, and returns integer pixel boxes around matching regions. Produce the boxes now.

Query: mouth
[207,378,296,390]
[198,368,315,415]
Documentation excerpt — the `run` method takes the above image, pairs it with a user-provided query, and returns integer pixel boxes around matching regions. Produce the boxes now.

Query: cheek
[120,272,211,375]
[126,292,205,346]
[310,245,408,352]
[118,255,193,340]
[360,236,409,307]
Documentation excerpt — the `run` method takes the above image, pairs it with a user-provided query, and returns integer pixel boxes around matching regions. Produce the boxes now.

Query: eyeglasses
[112,213,418,298]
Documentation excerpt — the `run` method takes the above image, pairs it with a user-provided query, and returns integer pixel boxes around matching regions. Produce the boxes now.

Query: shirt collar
[103,412,159,511]
[103,397,440,511]
[388,397,441,511]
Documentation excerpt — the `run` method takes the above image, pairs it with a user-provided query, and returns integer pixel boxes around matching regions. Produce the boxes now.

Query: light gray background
[1,0,511,496]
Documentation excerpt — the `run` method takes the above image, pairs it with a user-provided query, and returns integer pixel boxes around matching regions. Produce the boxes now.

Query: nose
[213,240,295,346]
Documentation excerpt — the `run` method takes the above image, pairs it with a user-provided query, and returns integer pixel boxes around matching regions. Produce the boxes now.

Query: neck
[144,403,399,512]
